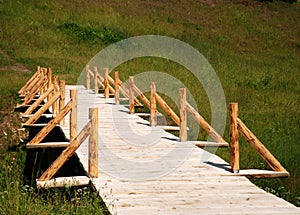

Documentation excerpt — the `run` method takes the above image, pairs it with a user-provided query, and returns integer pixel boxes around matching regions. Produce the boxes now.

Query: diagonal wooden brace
[38,121,92,181]
[28,101,72,145]
[25,91,60,125]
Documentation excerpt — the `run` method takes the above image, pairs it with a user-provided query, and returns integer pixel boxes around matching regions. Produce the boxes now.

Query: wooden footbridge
[17,66,300,214]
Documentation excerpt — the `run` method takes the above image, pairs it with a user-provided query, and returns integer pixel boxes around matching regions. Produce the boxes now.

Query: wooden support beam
[129,76,135,114]
[37,176,90,189]
[26,142,70,149]
[114,71,120,105]
[133,84,150,109]
[94,66,98,94]
[25,91,61,125]
[22,76,47,105]
[230,103,239,173]
[179,88,188,142]
[52,76,59,114]
[104,68,109,98]
[28,101,72,145]
[24,85,55,115]
[194,141,229,148]
[155,92,180,126]
[150,82,157,126]
[70,90,78,142]
[86,65,90,90]
[89,108,98,178]
[186,101,226,143]
[19,66,40,95]
[237,118,288,173]
[21,72,42,97]
[38,121,92,181]
[59,80,66,125]
[47,68,52,102]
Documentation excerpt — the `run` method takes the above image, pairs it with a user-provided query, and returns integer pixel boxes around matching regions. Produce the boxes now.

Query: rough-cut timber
[58,85,299,215]
[230,103,239,173]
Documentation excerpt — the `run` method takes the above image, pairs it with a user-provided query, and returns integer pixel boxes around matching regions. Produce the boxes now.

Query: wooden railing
[229,103,289,177]
[86,65,289,178]
[17,67,99,188]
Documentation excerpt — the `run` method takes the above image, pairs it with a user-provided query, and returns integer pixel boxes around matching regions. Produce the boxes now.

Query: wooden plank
[193,141,229,147]
[230,103,239,173]
[21,113,55,118]
[22,123,60,128]
[25,91,60,125]
[89,108,98,178]
[237,118,288,173]
[38,121,92,181]
[26,142,70,149]
[37,176,90,189]
[28,101,72,145]
[223,169,290,178]
[186,101,226,143]
[179,88,187,141]
[150,82,157,126]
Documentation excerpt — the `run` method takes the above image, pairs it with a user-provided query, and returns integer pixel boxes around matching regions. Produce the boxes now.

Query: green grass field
[0,0,299,213]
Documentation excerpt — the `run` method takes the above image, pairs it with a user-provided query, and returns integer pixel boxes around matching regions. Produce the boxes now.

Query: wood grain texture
[237,118,288,173]
[230,103,239,173]
[56,85,298,214]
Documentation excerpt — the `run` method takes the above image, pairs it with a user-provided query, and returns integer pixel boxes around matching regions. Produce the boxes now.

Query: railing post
[114,71,120,105]
[53,76,59,114]
[94,66,98,94]
[129,76,135,114]
[179,88,187,142]
[89,107,98,178]
[59,80,65,125]
[104,68,109,98]
[150,82,157,126]
[86,65,90,90]
[70,90,78,142]
[230,103,239,173]
[47,68,52,102]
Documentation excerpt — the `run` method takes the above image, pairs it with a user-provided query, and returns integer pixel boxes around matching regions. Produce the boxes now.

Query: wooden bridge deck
[62,85,299,215]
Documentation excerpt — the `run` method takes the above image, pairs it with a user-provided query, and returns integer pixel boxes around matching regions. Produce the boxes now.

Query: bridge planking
[61,85,299,215]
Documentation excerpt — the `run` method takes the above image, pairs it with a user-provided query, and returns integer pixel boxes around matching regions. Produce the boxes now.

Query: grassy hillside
[0,0,299,212]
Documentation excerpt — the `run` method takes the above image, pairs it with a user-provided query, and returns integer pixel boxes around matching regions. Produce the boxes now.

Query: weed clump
[57,22,128,45]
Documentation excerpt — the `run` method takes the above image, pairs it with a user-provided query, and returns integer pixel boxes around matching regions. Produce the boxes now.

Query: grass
[0,0,299,211]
